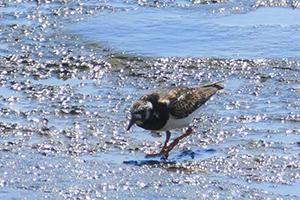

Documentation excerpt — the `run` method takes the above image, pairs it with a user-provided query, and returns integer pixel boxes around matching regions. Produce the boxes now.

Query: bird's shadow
[123,149,216,167]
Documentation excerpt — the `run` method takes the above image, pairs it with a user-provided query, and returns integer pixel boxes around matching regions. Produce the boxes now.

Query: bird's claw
[145,151,169,160]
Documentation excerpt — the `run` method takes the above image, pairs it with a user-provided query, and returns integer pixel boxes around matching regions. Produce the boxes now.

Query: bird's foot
[145,151,169,160]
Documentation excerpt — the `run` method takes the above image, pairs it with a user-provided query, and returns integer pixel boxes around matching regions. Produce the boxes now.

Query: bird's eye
[136,110,143,114]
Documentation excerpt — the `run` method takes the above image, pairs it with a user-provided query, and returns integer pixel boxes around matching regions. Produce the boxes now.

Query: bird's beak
[127,117,135,131]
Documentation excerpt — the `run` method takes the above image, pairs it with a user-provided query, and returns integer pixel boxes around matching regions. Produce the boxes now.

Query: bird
[127,81,225,159]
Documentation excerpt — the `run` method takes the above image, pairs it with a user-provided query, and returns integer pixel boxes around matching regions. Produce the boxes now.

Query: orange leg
[146,131,171,157]
[164,127,193,154]
[146,127,193,159]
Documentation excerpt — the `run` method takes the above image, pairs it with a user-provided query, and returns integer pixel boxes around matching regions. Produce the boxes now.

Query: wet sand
[0,1,299,199]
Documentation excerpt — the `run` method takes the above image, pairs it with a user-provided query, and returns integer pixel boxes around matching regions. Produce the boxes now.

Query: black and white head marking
[127,100,153,130]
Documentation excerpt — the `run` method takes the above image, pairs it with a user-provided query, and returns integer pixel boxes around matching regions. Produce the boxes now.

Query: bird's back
[161,82,225,119]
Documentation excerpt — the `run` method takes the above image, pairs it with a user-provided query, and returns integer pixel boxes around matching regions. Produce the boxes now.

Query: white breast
[159,107,200,131]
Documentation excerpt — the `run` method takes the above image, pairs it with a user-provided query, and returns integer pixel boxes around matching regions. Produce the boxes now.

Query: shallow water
[71,6,300,58]
[0,0,300,199]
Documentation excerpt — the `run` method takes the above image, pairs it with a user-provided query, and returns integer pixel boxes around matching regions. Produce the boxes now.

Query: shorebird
[127,82,224,159]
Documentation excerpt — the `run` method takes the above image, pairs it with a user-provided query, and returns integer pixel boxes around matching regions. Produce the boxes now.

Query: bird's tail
[201,81,225,90]
[196,81,225,99]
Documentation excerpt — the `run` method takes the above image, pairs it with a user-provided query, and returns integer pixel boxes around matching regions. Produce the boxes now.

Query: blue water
[1,1,300,199]
[70,7,300,59]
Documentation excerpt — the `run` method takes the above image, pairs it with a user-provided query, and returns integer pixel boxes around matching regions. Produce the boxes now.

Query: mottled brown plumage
[161,83,223,118]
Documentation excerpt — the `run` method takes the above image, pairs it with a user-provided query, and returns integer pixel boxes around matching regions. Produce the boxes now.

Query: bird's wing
[164,87,206,118]
[162,83,224,119]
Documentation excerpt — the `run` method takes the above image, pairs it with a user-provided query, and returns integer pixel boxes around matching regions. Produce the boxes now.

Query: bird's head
[127,100,153,131]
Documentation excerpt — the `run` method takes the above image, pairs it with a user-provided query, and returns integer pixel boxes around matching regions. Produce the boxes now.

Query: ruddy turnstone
[127,82,225,159]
